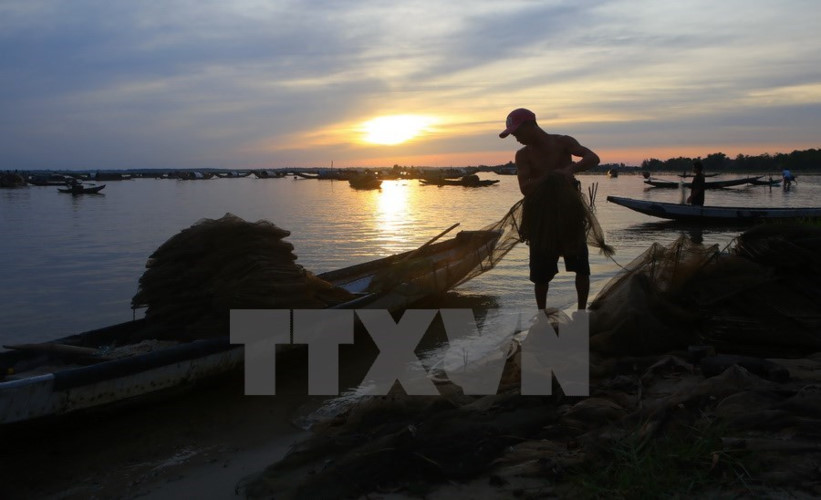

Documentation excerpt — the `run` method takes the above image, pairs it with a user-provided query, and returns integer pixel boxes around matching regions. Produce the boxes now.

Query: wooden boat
[252,170,286,179]
[348,175,382,190]
[0,228,502,425]
[493,165,517,175]
[57,184,106,195]
[643,176,761,189]
[215,171,252,178]
[175,171,215,180]
[420,175,499,187]
[294,170,353,180]
[607,195,821,223]
[748,177,781,187]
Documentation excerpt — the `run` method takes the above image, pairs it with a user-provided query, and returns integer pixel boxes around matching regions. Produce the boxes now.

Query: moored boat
[0,228,503,425]
[57,184,106,195]
[419,174,499,187]
[607,195,821,223]
[215,171,252,178]
[348,175,382,190]
[643,176,762,189]
[748,177,781,187]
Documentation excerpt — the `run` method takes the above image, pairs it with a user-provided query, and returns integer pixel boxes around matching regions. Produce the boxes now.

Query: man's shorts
[529,243,590,284]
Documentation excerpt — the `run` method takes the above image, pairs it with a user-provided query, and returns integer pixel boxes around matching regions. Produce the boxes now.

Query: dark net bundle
[589,224,821,357]
[588,236,717,355]
[699,224,821,353]
[131,213,355,339]
[519,172,614,259]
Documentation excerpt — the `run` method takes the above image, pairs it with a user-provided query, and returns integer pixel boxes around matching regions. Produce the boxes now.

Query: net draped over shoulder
[518,172,613,258]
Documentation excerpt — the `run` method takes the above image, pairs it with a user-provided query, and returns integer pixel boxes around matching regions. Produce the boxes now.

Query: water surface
[1,173,818,345]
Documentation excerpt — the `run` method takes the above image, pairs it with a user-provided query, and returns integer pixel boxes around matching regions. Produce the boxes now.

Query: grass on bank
[564,421,758,499]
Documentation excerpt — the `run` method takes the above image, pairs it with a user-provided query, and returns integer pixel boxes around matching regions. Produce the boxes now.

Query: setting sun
[361,115,435,145]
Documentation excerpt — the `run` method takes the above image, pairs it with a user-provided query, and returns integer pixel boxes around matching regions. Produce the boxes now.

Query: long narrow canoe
[420,178,500,187]
[0,229,502,425]
[643,176,761,189]
[607,195,821,223]
[57,184,106,194]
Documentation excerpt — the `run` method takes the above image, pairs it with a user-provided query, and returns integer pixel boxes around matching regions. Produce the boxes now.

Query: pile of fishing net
[131,213,354,339]
[589,224,821,356]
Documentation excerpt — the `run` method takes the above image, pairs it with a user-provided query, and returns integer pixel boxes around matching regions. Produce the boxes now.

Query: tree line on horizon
[635,148,821,173]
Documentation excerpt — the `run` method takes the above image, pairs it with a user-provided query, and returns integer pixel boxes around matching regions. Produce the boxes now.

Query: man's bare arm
[560,135,600,175]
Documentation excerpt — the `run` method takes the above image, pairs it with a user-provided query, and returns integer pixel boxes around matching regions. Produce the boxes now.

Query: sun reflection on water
[374,180,416,254]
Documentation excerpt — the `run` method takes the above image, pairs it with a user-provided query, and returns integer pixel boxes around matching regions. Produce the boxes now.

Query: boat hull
[57,184,106,194]
[643,176,761,189]
[607,195,821,223]
[0,229,502,424]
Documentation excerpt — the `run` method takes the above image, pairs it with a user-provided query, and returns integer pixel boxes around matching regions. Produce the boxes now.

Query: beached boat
[607,195,821,223]
[643,176,761,189]
[57,184,106,195]
[0,228,502,425]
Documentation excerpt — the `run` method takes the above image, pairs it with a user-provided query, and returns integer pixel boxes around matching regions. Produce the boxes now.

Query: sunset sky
[2,1,820,170]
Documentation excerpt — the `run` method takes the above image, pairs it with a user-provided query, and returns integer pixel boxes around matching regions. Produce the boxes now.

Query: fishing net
[520,172,614,258]
[450,173,613,289]
[131,213,355,339]
[589,224,821,357]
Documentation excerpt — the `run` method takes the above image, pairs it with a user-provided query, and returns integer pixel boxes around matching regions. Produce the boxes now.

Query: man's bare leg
[576,274,590,310]
[535,283,549,311]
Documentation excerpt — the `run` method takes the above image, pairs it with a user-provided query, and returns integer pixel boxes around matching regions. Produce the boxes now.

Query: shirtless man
[499,108,600,310]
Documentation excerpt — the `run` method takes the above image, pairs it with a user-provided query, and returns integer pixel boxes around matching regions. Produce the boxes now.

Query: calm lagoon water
[1,173,818,346]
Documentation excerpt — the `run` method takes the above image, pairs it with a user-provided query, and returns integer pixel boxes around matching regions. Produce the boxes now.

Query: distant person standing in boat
[687,160,706,206]
[499,108,601,311]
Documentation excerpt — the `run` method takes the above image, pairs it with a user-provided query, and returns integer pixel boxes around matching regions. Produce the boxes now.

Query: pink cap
[499,108,536,138]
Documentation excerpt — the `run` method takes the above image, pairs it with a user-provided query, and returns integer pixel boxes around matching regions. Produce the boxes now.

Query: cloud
[1,0,820,169]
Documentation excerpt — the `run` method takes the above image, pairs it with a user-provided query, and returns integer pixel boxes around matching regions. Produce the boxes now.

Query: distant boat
[175,172,214,180]
[643,176,761,189]
[607,169,619,178]
[215,171,252,178]
[57,184,106,195]
[252,170,286,179]
[607,195,821,223]
[420,174,499,187]
[349,175,382,190]
[749,177,781,187]
[494,165,517,175]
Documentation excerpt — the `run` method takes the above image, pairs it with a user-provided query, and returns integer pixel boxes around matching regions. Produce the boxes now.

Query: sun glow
[361,115,435,145]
